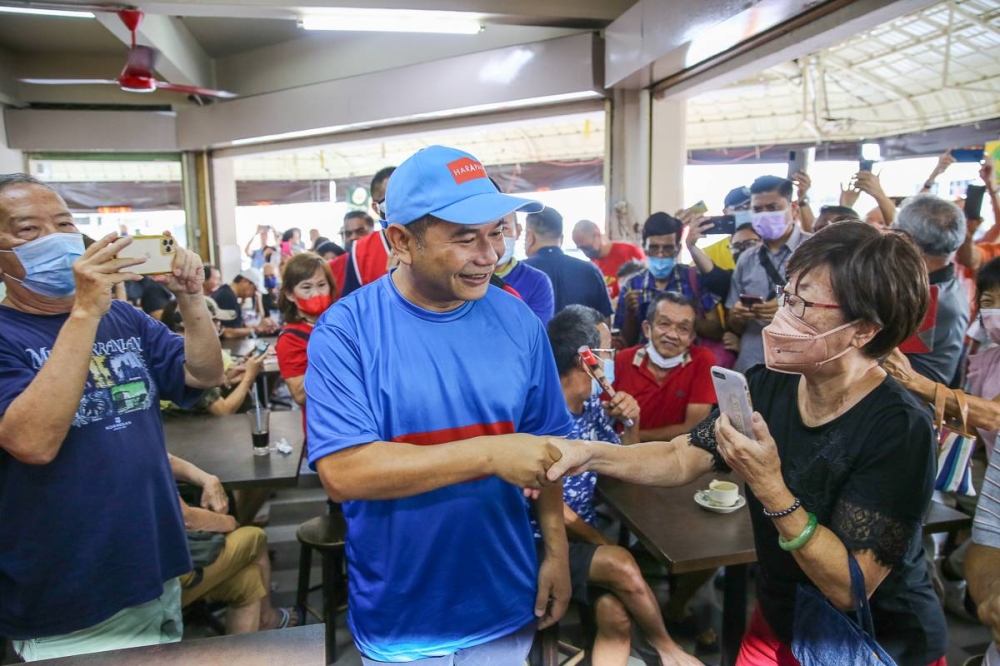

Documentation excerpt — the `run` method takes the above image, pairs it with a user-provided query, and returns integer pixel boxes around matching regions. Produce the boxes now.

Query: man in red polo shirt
[572,219,645,300]
[612,291,715,442]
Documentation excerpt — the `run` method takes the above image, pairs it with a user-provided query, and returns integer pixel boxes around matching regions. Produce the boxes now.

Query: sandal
[275,606,302,629]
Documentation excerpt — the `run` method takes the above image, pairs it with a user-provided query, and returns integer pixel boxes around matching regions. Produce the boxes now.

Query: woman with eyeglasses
[548,222,947,666]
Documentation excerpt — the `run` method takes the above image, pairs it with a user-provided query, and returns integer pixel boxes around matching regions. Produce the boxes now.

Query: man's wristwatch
[797,198,810,206]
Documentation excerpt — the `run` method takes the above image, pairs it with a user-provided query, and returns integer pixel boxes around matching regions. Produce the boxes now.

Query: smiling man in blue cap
[305,146,573,664]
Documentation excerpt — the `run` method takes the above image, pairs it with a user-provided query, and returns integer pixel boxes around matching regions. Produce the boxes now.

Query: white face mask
[499,237,516,266]
[645,342,685,369]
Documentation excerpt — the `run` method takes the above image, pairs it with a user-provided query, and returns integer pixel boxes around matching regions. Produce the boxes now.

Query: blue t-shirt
[524,247,613,318]
[0,300,199,639]
[503,259,555,327]
[305,273,573,662]
[614,266,718,341]
[532,394,620,538]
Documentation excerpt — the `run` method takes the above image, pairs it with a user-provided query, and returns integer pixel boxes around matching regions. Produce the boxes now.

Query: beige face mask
[763,308,858,374]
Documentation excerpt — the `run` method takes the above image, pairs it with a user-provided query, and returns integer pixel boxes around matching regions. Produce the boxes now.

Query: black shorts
[537,541,612,605]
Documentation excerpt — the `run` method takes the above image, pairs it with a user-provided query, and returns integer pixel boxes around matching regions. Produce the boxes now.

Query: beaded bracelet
[762,497,801,519]
[778,512,818,552]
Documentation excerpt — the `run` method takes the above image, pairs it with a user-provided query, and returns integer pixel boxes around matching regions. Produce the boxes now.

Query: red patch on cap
[447,157,487,185]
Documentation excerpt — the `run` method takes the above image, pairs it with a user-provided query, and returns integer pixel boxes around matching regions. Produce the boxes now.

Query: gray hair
[893,194,965,257]
[0,173,54,195]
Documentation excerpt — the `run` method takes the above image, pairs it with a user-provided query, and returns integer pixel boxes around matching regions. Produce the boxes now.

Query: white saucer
[694,490,746,514]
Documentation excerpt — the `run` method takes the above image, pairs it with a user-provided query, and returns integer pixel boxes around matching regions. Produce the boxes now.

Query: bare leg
[591,593,632,666]
[256,548,300,630]
[226,599,263,634]
[589,545,699,665]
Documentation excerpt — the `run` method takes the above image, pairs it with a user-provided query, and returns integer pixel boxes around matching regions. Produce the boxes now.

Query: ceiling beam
[124,0,632,27]
[95,12,215,89]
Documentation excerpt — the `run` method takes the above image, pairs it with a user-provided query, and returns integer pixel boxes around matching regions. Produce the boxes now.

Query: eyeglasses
[731,238,761,253]
[645,243,678,258]
[778,290,841,319]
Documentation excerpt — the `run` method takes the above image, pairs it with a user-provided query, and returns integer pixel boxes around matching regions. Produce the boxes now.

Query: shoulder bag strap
[933,383,948,431]
[278,327,311,343]
[952,388,972,435]
[847,553,876,637]
[758,246,787,290]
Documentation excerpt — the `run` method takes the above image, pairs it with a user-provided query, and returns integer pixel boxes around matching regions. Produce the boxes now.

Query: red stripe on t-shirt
[393,421,515,446]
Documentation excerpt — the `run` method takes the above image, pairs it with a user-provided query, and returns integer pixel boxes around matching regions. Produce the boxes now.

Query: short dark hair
[547,304,603,377]
[316,241,345,258]
[281,227,300,243]
[976,256,1000,305]
[642,212,682,242]
[785,222,929,358]
[0,173,54,195]
[203,264,217,281]
[344,210,375,227]
[371,167,396,195]
[818,205,859,220]
[407,215,444,249]
[750,175,794,201]
[526,208,563,239]
[646,291,696,325]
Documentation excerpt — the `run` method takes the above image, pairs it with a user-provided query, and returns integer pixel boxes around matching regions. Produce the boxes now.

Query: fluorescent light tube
[300,10,482,35]
[0,5,95,18]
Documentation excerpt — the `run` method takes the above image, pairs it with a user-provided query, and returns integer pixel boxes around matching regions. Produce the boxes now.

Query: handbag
[933,383,977,496]
[791,553,897,666]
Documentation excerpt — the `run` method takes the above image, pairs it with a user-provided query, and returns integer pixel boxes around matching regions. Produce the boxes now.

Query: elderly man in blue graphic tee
[306,146,574,664]
[0,174,224,662]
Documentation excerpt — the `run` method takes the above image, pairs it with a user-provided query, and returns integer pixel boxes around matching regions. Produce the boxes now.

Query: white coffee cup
[708,480,739,507]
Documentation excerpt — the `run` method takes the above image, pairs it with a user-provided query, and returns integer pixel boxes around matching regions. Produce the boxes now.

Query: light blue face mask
[0,233,85,298]
[591,357,616,396]
[647,256,676,279]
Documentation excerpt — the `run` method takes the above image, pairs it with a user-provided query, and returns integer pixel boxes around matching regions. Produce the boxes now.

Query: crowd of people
[1,142,999,666]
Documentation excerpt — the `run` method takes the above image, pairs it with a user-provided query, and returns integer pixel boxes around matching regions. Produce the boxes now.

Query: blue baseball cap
[384,145,544,226]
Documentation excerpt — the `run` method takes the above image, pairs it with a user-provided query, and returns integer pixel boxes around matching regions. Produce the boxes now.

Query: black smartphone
[966,185,987,220]
[859,159,875,173]
[703,215,736,235]
[952,148,985,163]
[82,234,96,249]
[739,294,764,307]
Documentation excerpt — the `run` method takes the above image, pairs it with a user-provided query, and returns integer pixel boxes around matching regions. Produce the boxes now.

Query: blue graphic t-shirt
[532,394,621,538]
[305,273,573,662]
[0,300,200,638]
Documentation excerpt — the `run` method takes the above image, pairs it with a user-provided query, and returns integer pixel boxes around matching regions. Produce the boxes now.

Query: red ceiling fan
[19,9,236,99]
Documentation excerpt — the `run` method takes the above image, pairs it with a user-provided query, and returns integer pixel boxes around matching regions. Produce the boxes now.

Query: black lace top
[689,366,946,666]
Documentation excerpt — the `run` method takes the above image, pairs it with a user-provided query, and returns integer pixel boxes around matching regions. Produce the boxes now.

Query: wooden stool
[295,513,347,665]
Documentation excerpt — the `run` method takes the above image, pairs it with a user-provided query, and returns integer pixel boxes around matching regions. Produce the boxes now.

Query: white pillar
[607,88,650,244]
[211,156,241,282]
[0,111,25,174]
[649,97,687,216]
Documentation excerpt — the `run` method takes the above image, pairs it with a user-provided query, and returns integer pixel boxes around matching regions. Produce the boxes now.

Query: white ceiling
[686,0,1000,149]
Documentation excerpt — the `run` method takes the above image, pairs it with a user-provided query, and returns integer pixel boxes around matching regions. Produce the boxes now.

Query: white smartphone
[118,235,177,275]
[711,366,755,438]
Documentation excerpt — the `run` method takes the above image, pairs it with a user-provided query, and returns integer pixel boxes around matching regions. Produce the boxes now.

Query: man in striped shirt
[968,443,1000,649]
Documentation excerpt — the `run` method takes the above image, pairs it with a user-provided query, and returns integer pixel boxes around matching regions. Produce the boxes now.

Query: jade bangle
[778,512,818,552]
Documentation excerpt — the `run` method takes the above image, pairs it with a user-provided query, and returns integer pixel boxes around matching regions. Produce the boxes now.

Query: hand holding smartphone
[739,294,764,308]
[711,367,755,438]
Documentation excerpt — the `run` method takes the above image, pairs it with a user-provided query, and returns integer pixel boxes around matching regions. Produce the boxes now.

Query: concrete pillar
[607,88,650,244]
[649,97,687,216]
[211,156,241,282]
[0,111,25,174]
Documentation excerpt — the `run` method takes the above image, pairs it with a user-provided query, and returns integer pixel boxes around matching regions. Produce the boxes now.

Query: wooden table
[597,473,972,666]
[32,625,323,665]
[164,410,305,490]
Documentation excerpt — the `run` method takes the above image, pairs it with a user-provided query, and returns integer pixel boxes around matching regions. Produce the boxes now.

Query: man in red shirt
[612,291,715,442]
[572,219,645,300]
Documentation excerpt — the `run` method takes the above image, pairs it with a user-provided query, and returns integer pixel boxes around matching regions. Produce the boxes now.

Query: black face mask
[732,250,745,264]
[580,246,601,259]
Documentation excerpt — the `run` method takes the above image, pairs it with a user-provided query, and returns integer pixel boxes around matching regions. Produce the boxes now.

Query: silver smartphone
[711,366,755,438]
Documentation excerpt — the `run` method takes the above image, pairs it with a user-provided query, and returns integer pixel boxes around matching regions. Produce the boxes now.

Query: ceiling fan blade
[122,45,158,78]
[18,78,119,86]
[155,82,238,99]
